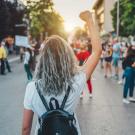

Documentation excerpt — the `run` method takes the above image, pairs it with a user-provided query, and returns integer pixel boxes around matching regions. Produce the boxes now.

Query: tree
[6,0,25,36]
[0,0,25,39]
[0,0,10,40]
[26,0,66,38]
[111,0,135,36]
[73,27,87,40]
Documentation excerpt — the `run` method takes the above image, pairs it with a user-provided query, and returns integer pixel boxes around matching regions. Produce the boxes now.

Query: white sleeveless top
[24,71,87,135]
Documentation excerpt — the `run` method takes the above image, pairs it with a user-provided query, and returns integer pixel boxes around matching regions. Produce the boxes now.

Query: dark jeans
[5,59,11,72]
[0,59,5,74]
[24,64,33,80]
[20,54,23,63]
[123,67,135,98]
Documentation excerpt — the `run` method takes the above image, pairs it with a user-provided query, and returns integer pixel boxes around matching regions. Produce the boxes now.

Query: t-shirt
[39,43,45,51]
[0,46,6,59]
[24,51,30,64]
[122,55,135,70]
[76,51,90,62]
[112,43,121,59]
[24,71,87,135]
[105,48,112,58]
[76,51,90,66]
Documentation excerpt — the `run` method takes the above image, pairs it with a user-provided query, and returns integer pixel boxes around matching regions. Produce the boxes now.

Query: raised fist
[79,10,92,22]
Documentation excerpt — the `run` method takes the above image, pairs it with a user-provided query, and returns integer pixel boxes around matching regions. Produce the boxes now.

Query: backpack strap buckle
[49,97,60,110]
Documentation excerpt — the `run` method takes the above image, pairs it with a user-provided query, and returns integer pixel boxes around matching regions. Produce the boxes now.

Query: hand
[79,10,92,22]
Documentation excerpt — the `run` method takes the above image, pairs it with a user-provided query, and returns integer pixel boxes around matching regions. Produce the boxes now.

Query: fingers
[79,10,92,22]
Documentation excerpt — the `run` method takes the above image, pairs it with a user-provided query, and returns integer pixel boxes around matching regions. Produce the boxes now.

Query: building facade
[91,0,116,34]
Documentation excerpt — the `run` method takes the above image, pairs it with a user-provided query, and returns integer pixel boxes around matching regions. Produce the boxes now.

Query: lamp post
[116,0,120,38]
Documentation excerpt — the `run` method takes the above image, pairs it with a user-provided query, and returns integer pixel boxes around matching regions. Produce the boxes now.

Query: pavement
[8,54,20,63]
[0,61,135,135]
[77,67,135,135]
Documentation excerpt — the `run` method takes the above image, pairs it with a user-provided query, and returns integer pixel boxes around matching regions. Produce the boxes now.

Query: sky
[53,0,93,32]
[21,0,93,32]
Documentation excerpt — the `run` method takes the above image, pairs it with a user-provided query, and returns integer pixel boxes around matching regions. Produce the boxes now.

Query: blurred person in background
[76,44,90,66]
[20,47,24,63]
[118,42,129,84]
[0,40,6,75]
[122,44,135,104]
[86,39,93,98]
[104,43,113,78]
[121,42,128,61]
[24,47,33,81]
[112,39,121,80]
[1,40,12,73]
[76,43,93,98]
[100,43,106,69]
[5,36,14,54]
[70,43,78,55]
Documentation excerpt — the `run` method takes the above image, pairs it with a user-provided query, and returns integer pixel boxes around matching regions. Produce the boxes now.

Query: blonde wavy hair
[34,35,78,96]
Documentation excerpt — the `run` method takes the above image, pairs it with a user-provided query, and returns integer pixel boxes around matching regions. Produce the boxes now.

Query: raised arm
[79,11,102,80]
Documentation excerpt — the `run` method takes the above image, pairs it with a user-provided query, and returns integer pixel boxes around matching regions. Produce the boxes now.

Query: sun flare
[64,22,76,32]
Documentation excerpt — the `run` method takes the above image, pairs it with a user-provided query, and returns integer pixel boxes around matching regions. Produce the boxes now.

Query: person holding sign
[24,47,33,81]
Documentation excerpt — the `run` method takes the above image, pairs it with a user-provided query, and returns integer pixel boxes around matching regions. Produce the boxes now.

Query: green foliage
[0,0,25,40]
[0,0,10,40]
[26,0,66,39]
[73,27,87,40]
[6,1,25,36]
[111,0,135,36]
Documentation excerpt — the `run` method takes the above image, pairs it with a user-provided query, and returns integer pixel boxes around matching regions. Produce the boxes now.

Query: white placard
[15,35,30,48]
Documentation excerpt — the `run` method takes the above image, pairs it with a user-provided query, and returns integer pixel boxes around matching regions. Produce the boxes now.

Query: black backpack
[36,83,78,135]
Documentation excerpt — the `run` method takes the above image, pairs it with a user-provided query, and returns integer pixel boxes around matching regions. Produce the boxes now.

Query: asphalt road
[0,61,135,135]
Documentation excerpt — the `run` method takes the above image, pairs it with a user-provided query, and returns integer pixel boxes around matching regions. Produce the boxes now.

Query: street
[0,61,135,135]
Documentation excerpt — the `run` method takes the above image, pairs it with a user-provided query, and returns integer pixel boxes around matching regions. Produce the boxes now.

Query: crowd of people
[69,37,135,104]
[100,39,135,104]
[0,10,134,135]
[101,39,126,80]
[1,26,134,107]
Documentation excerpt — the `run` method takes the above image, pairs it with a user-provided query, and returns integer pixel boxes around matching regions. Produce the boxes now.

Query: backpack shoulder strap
[60,86,70,109]
[35,82,50,111]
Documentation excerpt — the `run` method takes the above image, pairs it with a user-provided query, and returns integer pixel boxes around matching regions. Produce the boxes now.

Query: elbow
[22,127,31,135]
